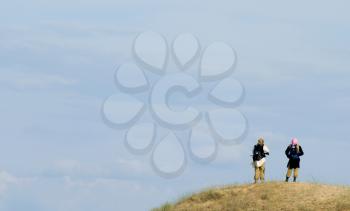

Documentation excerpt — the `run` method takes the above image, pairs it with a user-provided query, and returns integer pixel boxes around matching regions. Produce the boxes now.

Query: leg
[293,168,299,182]
[286,168,292,182]
[260,164,265,182]
[254,167,260,183]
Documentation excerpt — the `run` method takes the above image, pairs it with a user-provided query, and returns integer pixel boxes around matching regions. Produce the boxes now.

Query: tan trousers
[254,163,265,182]
[286,168,299,178]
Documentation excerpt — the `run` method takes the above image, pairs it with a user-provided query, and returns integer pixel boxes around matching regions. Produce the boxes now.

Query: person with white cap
[285,138,304,182]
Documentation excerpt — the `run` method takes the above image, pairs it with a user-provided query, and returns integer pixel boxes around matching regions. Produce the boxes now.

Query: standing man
[252,137,270,183]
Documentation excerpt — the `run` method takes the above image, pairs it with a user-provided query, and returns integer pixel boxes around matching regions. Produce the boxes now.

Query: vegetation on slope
[152,182,350,211]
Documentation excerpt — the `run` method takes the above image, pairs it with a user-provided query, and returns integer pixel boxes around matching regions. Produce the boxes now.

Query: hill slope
[152,182,350,211]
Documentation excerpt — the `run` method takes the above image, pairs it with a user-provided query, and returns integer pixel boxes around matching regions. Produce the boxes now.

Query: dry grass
[152,182,350,211]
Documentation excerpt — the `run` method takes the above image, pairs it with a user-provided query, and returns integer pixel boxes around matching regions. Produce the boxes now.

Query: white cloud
[0,171,166,211]
[0,171,33,197]
[0,171,18,195]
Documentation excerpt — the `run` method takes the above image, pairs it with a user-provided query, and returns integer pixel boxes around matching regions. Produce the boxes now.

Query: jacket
[253,144,269,161]
[285,144,304,168]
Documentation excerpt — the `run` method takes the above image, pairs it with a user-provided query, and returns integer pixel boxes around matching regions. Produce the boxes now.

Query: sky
[1,0,350,210]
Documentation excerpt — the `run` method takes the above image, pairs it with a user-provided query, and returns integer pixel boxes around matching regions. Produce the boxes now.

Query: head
[257,137,264,146]
[291,138,300,153]
[291,138,298,145]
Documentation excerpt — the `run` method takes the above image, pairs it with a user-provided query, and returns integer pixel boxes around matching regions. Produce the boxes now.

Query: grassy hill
[152,182,350,211]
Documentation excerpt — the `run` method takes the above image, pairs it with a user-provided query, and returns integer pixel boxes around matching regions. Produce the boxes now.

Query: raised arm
[298,146,304,156]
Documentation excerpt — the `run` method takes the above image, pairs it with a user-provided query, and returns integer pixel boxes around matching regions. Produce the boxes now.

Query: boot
[285,176,289,182]
[293,177,297,182]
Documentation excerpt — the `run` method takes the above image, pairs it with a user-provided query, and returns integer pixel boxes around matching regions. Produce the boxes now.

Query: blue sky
[1,0,350,210]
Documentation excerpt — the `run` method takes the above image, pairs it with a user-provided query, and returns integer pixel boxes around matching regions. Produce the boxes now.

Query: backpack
[253,145,264,161]
[289,145,299,160]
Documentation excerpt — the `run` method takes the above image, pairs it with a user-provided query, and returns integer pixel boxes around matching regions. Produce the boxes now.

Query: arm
[285,146,290,158]
[263,145,270,155]
[252,145,258,161]
[298,146,304,156]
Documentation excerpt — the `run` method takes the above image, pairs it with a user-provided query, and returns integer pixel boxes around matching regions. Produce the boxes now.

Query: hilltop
[152,182,350,211]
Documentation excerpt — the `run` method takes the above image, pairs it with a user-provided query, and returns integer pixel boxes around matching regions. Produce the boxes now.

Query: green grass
[151,202,173,211]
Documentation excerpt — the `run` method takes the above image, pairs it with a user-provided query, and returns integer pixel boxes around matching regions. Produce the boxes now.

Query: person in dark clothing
[252,138,270,183]
[285,138,304,182]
